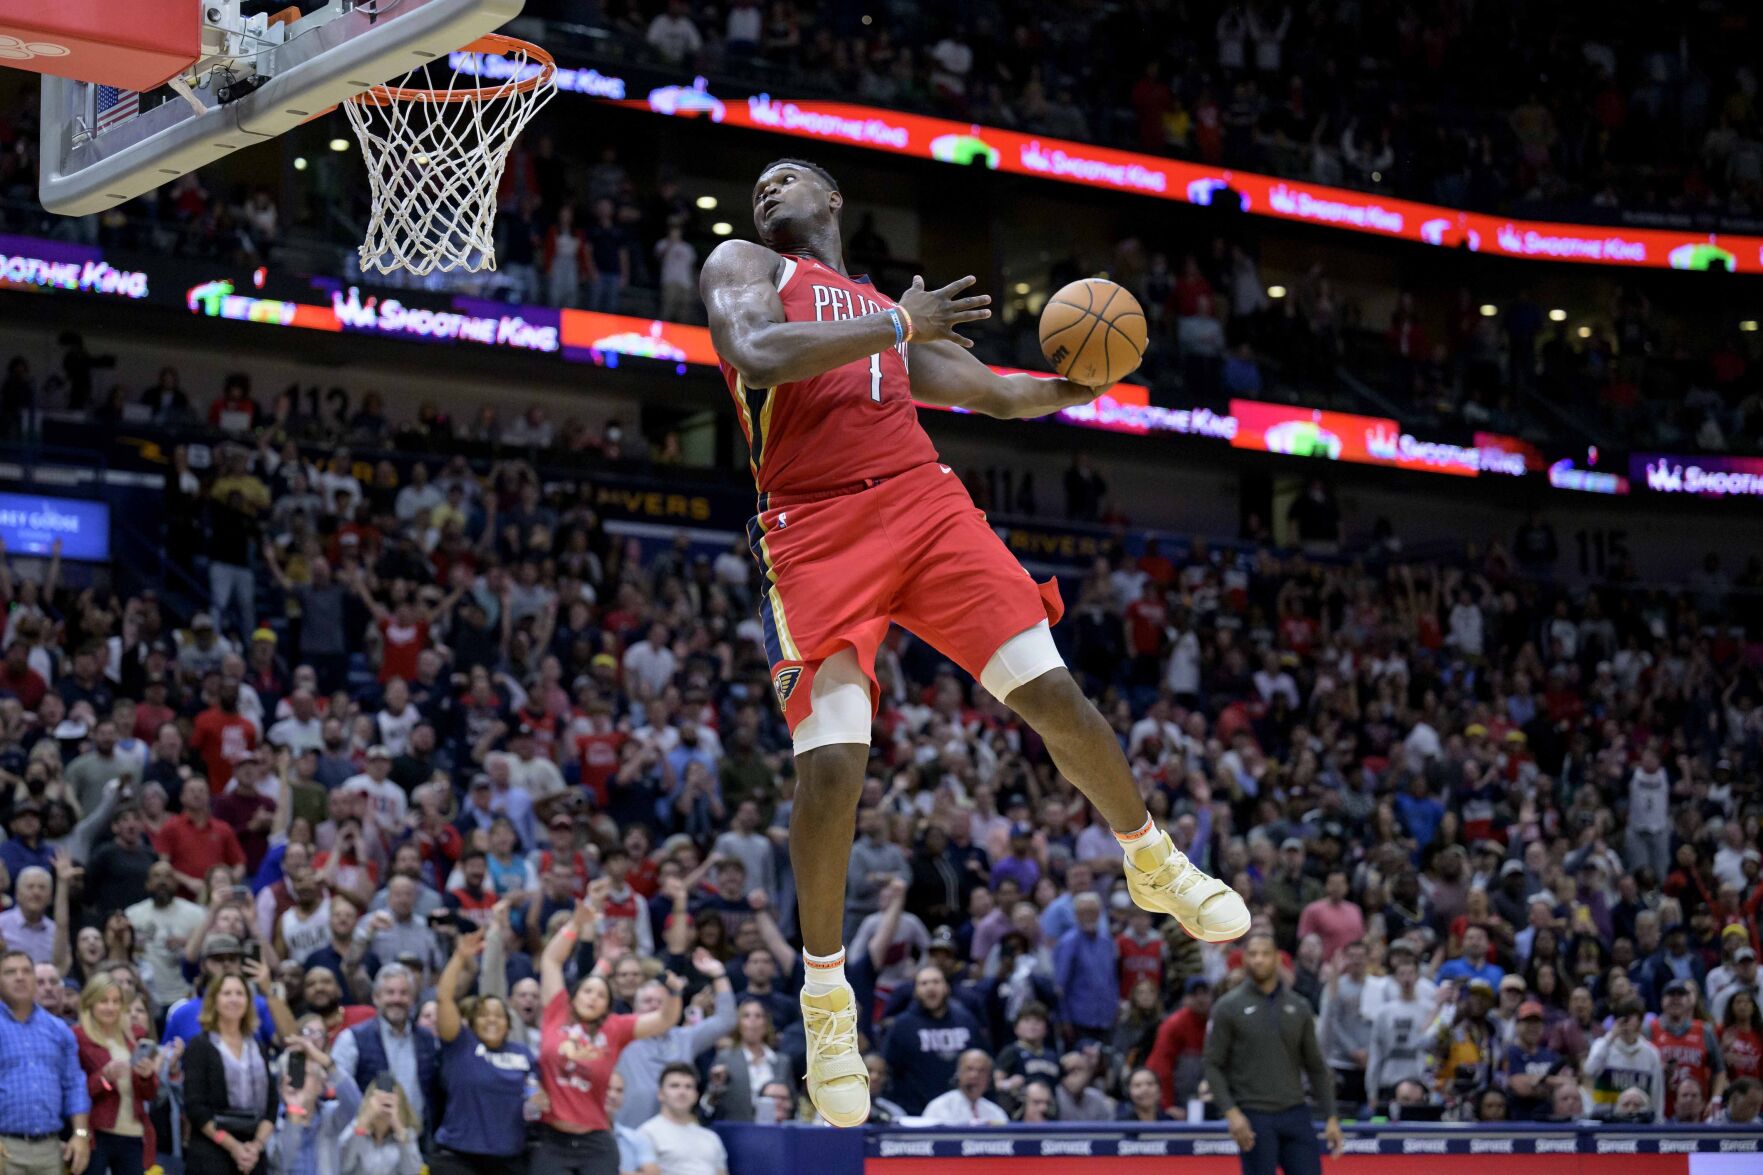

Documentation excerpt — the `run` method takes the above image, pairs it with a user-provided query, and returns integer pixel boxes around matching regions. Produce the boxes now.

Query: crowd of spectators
[12,4,1763,229]
[14,52,1763,457]
[546,0,1763,224]
[1090,221,1763,454]
[0,340,1758,1172]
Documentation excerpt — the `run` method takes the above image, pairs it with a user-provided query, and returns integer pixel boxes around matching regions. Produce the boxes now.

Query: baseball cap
[590,653,617,670]
[7,799,43,822]
[1517,1001,1545,1020]
[1184,976,1213,995]
[366,745,392,761]
[1464,723,1488,738]
[1735,948,1757,963]
[469,774,491,790]
[202,934,244,959]
[548,811,572,829]
[1500,860,1526,877]
[1010,822,1033,839]
[1280,837,1305,852]
[1500,974,1526,993]
[928,926,957,953]
[1662,979,1691,997]
[251,627,277,644]
[1466,978,1495,997]
[1723,924,1750,940]
[190,612,215,630]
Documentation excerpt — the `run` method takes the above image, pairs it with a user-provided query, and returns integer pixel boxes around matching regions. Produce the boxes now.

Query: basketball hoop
[343,33,555,276]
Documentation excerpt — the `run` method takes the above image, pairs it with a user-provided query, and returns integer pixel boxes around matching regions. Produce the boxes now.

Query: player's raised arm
[700,242,990,388]
[908,336,1104,420]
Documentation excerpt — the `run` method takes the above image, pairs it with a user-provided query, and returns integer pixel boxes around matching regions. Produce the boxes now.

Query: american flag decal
[95,86,140,133]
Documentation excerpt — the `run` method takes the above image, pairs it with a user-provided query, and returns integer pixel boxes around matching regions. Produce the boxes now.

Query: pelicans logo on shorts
[773,666,803,707]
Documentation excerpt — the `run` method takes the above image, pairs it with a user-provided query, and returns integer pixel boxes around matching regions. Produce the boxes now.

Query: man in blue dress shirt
[0,950,92,1175]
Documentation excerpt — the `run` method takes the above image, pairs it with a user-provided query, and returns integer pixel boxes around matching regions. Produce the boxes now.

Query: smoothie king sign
[1230,401,1528,478]
[580,69,1763,272]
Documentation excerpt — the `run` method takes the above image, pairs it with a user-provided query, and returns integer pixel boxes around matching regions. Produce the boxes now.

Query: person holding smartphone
[339,1075,422,1175]
[268,1023,361,1175]
[74,976,159,1175]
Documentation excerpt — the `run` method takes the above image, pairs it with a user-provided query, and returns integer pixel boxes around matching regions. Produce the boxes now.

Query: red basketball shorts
[745,461,1065,738]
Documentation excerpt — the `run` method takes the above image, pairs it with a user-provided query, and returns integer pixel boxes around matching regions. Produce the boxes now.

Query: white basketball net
[344,44,556,276]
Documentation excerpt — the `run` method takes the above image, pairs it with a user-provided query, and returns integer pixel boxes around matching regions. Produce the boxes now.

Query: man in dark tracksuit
[1204,933,1344,1175]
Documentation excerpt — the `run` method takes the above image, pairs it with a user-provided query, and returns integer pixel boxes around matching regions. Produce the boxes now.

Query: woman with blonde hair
[339,1075,422,1175]
[184,974,277,1175]
[73,975,159,1175]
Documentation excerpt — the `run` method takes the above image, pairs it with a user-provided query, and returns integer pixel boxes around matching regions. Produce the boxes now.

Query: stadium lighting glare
[293,157,308,171]
[1013,282,1030,295]
[1742,320,1760,333]
[695,196,717,210]
[1548,308,1568,322]
[1577,326,1592,339]
[1267,285,1287,299]
[1479,304,1497,317]
[712,222,733,236]
[328,138,350,152]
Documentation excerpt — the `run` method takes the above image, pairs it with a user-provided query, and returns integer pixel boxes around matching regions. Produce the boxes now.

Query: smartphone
[243,941,261,965]
[132,1040,157,1064]
[231,885,252,904]
[287,1049,307,1090]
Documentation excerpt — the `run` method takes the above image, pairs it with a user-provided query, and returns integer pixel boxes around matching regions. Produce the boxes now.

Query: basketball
[1039,278,1148,387]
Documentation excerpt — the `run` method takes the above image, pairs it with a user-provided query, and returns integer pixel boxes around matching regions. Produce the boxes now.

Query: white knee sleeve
[980,620,1065,701]
[792,646,874,754]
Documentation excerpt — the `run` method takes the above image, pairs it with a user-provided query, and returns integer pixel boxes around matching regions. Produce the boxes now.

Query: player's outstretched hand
[897,275,991,347]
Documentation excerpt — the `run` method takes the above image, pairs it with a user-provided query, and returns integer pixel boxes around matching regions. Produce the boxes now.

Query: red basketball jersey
[719,253,938,497]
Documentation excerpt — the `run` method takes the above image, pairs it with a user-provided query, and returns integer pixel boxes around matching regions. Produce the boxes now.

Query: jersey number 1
[869,354,882,402]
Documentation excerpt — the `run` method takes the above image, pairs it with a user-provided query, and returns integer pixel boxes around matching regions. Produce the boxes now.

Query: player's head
[752,158,841,248]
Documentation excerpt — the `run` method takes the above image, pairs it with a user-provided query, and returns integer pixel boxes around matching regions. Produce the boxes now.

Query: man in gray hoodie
[1365,953,1432,1114]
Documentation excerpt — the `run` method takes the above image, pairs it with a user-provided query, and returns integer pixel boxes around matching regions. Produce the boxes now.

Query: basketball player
[700,159,1249,1127]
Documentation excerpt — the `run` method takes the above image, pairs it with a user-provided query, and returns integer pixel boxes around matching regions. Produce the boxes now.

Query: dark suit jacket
[708,1043,799,1122]
[183,1032,279,1175]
